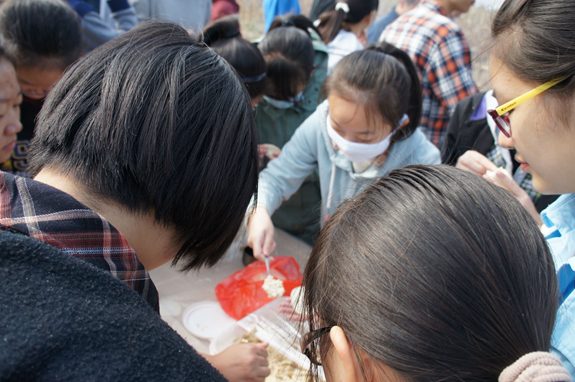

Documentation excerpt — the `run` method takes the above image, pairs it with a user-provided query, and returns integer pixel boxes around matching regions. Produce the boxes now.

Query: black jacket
[0,230,226,382]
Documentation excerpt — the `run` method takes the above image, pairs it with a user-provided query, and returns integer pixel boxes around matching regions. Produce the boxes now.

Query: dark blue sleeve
[107,0,131,13]
[366,8,400,45]
[66,0,95,18]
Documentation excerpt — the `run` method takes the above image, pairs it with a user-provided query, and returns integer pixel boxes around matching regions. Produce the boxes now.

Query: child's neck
[344,22,366,38]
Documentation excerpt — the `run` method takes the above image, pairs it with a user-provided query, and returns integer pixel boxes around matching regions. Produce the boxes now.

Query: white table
[149,228,312,354]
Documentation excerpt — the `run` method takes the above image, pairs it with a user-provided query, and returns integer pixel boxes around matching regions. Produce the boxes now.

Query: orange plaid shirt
[381,0,478,147]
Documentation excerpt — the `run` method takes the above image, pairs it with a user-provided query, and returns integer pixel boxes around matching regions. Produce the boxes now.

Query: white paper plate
[182,301,236,340]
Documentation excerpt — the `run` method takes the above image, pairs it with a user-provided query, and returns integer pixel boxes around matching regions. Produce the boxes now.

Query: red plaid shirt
[381,0,478,147]
[0,171,159,312]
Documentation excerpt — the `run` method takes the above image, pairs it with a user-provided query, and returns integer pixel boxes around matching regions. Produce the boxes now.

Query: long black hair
[304,165,558,381]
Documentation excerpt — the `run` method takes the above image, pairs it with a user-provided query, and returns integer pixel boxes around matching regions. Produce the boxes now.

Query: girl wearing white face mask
[248,43,440,261]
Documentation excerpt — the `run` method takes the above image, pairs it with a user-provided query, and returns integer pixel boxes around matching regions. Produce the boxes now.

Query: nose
[497,130,514,149]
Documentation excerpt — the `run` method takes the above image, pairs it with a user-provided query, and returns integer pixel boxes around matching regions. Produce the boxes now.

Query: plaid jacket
[381,0,478,147]
[0,171,159,312]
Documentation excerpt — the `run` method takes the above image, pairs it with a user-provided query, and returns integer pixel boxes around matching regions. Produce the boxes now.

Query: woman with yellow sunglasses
[489,0,575,377]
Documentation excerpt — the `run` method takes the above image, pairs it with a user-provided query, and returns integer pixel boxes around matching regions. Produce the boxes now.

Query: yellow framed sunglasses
[487,77,567,138]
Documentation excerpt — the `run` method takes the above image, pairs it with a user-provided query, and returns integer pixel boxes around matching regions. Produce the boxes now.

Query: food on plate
[262,275,285,299]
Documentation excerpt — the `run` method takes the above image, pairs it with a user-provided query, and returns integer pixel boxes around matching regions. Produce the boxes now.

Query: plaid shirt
[0,171,159,312]
[381,0,478,147]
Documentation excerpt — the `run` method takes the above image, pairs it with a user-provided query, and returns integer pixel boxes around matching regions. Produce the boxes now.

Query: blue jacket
[258,100,441,223]
[542,194,575,378]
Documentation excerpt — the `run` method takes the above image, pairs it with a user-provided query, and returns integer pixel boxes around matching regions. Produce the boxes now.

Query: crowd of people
[0,0,573,381]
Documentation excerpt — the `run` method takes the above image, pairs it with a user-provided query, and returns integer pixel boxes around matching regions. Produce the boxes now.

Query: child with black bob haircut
[247,43,439,260]
[301,165,570,382]
[25,20,259,272]
[201,15,267,107]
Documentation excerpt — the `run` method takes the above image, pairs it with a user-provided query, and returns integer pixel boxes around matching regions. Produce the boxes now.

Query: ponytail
[367,42,422,141]
[201,16,267,100]
[317,0,378,44]
[322,43,421,146]
[317,8,347,44]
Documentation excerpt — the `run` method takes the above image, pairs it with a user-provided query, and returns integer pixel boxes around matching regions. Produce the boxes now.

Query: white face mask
[326,115,407,163]
[263,92,304,109]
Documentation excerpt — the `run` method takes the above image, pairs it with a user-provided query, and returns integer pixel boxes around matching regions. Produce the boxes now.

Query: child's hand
[247,206,276,261]
[279,298,308,322]
[456,150,498,176]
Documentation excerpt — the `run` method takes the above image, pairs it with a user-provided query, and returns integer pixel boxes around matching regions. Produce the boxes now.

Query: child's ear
[329,326,360,382]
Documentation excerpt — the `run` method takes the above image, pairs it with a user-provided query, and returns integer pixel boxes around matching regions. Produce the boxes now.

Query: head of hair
[28,21,259,272]
[317,0,378,44]
[0,0,82,70]
[201,16,267,100]
[269,14,322,40]
[492,0,575,103]
[303,164,558,382]
[259,26,315,101]
[322,43,422,146]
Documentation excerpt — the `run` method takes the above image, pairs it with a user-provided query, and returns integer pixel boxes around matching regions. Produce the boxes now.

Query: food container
[209,298,325,381]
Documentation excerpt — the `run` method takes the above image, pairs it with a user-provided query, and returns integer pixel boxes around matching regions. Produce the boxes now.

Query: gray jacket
[258,100,441,223]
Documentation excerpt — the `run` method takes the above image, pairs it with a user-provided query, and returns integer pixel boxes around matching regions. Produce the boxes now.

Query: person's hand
[279,298,308,322]
[483,169,543,226]
[455,150,498,176]
[247,206,276,261]
[203,343,270,382]
[258,145,268,166]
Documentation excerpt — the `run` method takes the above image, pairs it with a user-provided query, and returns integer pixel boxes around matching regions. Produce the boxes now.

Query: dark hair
[269,14,323,40]
[0,0,82,69]
[492,0,575,98]
[322,43,422,145]
[317,0,378,44]
[201,16,267,100]
[28,21,259,272]
[259,26,315,101]
[304,165,558,381]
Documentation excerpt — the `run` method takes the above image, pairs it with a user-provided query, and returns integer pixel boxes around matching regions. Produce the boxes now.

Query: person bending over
[0,21,267,382]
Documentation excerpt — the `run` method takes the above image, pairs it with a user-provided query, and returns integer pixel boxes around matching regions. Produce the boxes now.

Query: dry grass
[239,0,494,90]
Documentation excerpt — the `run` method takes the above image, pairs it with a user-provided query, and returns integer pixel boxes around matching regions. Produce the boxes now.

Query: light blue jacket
[258,100,441,222]
[542,194,575,378]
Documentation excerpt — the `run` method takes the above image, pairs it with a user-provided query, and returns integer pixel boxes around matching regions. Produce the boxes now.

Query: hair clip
[335,2,350,13]
[242,72,267,83]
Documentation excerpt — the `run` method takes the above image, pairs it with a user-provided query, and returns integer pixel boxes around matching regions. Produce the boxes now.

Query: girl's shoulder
[390,129,441,165]
[327,30,363,53]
